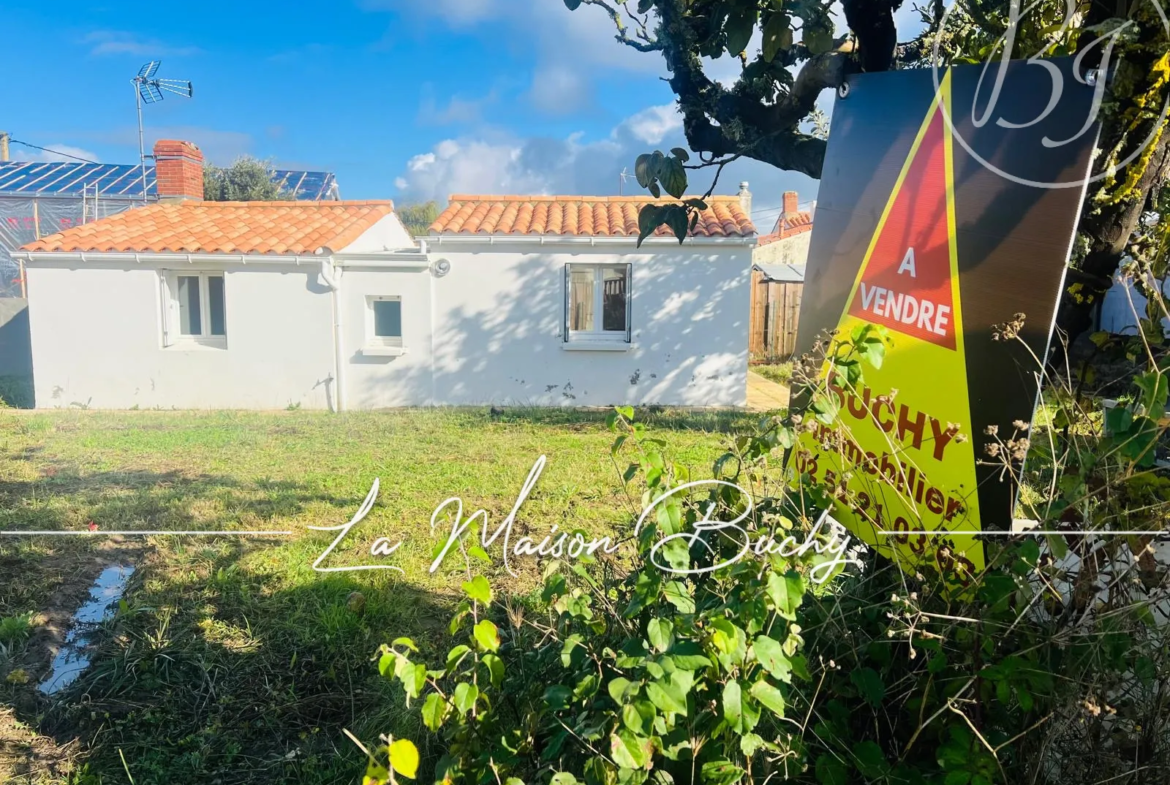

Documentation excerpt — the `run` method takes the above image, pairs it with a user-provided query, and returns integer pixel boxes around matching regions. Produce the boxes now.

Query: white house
[15,143,757,410]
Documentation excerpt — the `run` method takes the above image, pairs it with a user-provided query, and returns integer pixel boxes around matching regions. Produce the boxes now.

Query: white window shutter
[563,264,571,341]
[625,263,633,343]
[159,273,175,347]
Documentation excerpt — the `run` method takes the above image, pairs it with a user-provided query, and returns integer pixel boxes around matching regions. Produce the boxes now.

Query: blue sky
[4,0,923,230]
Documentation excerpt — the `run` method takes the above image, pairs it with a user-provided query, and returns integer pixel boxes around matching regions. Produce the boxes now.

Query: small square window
[565,263,630,343]
[367,296,404,349]
[162,272,226,347]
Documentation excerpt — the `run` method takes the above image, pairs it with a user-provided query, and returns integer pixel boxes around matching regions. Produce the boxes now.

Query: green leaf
[545,684,573,710]
[608,676,633,704]
[622,703,650,735]
[944,773,972,785]
[482,652,505,687]
[391,637,419,652]
[701,760,744,785]
[610,729,652,769]
[752,635,792,682]
[766,571,804,620]
[670,147,690,163]
[740,732,765,757]
[421,692,446,731]
[562,634,586,667]
[749,679,786,717]
[762,13,793,62]
[648,618,674,653]
[852,740,888,778]
[804,24,833,55]
[462,575,493,606]
[662,204,690,244]
[634,153,655,188]
[667,641,712,671]
[473,619,500,652]
[660,159,687,200]
[724,9,756,56]
[851,667,885,708]
[663,581,695,613]
[646,674,688,716]
[453,682,479,716]
[551,775,578,785]
[378,650,398,678]
[445,644,471,671]
[637,205,664,246]
[388,738,419,779]
[722,680,743,730]
[815,755,847,785]
[402,663,427,699]
[563,0,582,9]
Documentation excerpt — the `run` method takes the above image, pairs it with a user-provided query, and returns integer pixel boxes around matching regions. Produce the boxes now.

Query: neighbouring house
[0,139,338,299]
[15,159,757,409]
[749,190,814,361]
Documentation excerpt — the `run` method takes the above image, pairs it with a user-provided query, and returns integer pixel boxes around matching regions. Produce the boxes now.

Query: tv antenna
[619,167,633,196]
[132,61,193,202]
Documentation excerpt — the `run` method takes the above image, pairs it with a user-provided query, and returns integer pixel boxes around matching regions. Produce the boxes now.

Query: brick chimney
[737,181,752,216]
[154,140,204,201]
[782,190,799,218]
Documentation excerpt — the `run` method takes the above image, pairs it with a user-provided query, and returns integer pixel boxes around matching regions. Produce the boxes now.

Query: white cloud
[10,144,100,164]
[84,30,201,57]
[619,104,682,145]
[393,102,817,223]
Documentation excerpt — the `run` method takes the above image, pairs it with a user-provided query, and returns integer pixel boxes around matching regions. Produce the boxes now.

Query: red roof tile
[428,195,756,238]
[20,200,395,254]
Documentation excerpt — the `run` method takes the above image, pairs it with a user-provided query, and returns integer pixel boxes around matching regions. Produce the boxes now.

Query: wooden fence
[749,269,802,361]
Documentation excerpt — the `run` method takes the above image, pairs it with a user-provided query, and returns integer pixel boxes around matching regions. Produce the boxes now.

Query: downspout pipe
[316,248,346,413]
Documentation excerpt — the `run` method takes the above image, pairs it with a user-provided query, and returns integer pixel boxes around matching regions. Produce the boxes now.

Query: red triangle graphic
[847,103,956,350]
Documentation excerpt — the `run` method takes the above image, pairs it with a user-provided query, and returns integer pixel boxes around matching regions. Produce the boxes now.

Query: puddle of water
[38,564,135,696]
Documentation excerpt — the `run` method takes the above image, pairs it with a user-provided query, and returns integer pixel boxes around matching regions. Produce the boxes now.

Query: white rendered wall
[411,242,752,407]
[26,262,336,409]
[338,265,435,409]
[752,231,811,266]
[26,242,751,409]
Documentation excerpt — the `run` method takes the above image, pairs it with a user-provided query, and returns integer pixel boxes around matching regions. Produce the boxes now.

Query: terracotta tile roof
[20,200,395,255]
[757,210,814,246]
[428,195,756,238]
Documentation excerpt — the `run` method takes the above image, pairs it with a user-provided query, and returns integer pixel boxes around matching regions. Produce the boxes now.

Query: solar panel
[139,83,163,103]
[138,60,160,78]
[0,162,335,199]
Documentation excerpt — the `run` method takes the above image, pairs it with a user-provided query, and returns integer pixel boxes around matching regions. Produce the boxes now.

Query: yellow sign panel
[792,71,984,585]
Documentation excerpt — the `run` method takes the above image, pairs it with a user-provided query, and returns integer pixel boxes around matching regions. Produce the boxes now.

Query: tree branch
[577,0,664,52]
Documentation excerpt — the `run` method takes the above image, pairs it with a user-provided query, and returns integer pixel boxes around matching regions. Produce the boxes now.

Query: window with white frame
[366,295,404,348]
[161,272,226,347]
[564,263,631,343]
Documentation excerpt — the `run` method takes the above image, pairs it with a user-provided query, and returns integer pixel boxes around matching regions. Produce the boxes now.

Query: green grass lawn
[0,407,749,785]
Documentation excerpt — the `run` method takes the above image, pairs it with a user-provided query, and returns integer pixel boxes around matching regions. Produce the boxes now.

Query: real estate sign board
[790,60,1099,587]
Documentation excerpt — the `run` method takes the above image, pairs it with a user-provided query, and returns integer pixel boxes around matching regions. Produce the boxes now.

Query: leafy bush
[365,320,1170,785]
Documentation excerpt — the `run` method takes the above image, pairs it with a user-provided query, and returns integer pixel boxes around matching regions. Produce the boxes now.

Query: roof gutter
[423,234,757,248]
[12,250,330,266]
[13,249,436,267]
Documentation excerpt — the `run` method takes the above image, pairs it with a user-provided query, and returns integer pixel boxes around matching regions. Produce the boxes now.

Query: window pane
[569,267,595,331]
[373,299,402,338]
[208,276,226,336]
[177,276,201,335]
[602,266,627,332]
